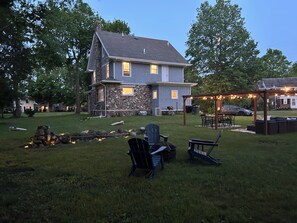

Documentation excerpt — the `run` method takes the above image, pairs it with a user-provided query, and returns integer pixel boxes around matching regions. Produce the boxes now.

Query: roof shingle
[96,30,189,66]
[257,77,297,89]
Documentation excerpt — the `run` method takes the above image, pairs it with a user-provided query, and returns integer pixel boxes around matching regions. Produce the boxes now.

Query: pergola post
[214,96,218,129]
[263,91,268,135]
[183,96,187,126]
[253,96,257,124]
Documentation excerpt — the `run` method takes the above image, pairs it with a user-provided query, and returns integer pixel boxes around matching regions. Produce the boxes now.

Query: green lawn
[1,112,297,223]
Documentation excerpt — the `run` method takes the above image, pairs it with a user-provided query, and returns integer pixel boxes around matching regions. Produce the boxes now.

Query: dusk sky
[85,0,297,63]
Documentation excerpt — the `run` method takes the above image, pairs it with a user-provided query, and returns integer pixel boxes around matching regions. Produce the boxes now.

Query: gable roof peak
[96,30,190,66]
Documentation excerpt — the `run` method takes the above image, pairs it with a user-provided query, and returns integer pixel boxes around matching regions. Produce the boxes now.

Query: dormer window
[122,62,131,77]
[150,64,158,74]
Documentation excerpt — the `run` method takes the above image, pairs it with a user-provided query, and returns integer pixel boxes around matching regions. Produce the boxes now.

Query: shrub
[24,108,36,117]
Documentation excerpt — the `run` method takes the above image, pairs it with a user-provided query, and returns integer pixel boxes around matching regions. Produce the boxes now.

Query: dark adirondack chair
[144,124,168,146]
[127,138,166,178]
[144,124,176,161]
[188,130,223,165]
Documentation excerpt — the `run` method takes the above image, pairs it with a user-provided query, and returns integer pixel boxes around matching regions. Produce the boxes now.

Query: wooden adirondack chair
[144,124,168,146]
[188,130,223,165]
[127,138,166,178]
[144,124,176,161]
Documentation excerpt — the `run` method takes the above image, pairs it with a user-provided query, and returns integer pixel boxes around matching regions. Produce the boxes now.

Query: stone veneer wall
[89,89,98,115]
[105,84,152,116]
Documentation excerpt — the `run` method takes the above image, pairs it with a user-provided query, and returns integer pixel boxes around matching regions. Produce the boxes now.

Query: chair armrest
[151,146,167,155]
[189,138,215,143]
[160,134,168,142]
[189,140,218,147]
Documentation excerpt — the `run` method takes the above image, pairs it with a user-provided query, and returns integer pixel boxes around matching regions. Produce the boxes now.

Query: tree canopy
[1,0,132,116]
[31,0,131,113]
[259,48,291,78]
[2,0,297,117]
[0,0,41,117]
[186,0,260,93]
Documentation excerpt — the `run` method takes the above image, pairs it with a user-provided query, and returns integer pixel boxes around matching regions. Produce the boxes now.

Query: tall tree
[186,0,259,93]
[259,48,291,78]
[30,1,131,113]
[0,75,13,118]
[28,67,70,109]
[35,0,98,114]
[0,0,39,117]
[289,62,297,77]
[102,19,130,34]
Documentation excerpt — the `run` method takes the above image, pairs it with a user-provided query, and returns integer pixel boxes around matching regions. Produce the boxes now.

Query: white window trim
[153,90,158,99]
[92,71,96,84]
[98,88,104,102]
[150,64,158,74]
[122,87,134,96]
[171,90,178,99]
[106,64,110,79]
[122,62,131,77]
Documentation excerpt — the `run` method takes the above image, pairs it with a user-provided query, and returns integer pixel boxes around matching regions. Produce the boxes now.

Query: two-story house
[86,28,195,116]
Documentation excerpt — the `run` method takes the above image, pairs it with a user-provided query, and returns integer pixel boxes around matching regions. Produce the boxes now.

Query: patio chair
[127,138,166,178]
[188,130,223,165]
[200,114,214,127]
[144,124,176,161]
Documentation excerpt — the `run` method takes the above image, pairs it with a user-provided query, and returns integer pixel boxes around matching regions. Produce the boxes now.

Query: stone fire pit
[24,125,137,149]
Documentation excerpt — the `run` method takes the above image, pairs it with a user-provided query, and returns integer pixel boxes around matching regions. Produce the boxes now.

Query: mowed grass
[1,112,297,223]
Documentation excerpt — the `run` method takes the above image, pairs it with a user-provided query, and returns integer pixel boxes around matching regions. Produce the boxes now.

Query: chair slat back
[128,138,152,169]
[145,124,160,145]
[207,130,223,155]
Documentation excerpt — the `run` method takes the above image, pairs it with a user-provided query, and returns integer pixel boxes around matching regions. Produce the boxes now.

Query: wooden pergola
[183,89,297,135]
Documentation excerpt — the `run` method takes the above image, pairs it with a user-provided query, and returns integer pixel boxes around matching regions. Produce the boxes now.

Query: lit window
[153,90,158,99]
[171,90,178,99]
[98,88,104,102]
[122,62,131,77]
[122,87,134,96]
[106,64,110,79]
[93,71,96,84]
[150,64,158,74]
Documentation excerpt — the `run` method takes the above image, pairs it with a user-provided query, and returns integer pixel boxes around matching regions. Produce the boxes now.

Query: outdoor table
[202,114,235,128]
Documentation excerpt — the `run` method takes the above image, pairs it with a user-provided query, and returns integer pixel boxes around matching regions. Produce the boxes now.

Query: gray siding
[168,66,184,82]
[110,61,184,84]
[155,85,191,111]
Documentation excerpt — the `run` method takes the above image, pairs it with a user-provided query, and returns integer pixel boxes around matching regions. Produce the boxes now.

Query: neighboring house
[14,98,51,113]
[86,27,196,116]
[257,77,297,109]
[52,103,75,112]
[17,98,36,112]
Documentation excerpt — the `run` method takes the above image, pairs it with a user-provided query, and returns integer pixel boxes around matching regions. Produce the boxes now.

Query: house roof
[257,77,297,90]
[95,30,190,66]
